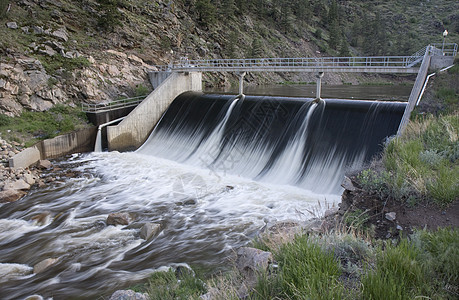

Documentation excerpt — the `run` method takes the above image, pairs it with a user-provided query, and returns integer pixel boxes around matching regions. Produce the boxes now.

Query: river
[0,84,411,299]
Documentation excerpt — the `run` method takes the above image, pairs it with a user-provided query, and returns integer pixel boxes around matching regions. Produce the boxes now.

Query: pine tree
[250,39,264,58]
[195,0,216,27]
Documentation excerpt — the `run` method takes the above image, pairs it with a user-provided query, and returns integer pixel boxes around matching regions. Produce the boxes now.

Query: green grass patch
[0,104,89,146]
[145,268,206,300]
[251,235,345,299]
[36,55,91,75]
[362,239,426,300]
[363,113,459,206]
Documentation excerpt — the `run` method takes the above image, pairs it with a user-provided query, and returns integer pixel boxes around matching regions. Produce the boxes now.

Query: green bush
[39,55,91,75]
[418,228,459,294]
[134,84,150,97]
[0,114,11,126]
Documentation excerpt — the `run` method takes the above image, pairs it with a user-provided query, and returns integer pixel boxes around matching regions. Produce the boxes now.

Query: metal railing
[156,55,424,73]
[150,44,457,73]
[431,43,458,56]
[82,95,147,113]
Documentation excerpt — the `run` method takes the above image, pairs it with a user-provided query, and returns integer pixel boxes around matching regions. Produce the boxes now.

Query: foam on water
[0,151,337,299]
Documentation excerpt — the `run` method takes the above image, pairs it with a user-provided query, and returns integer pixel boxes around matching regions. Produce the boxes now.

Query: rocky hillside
[0,0,457,117]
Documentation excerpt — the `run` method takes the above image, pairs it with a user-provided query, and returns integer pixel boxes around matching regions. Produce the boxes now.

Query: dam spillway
[0,92,407,299]
[138,92,406,194]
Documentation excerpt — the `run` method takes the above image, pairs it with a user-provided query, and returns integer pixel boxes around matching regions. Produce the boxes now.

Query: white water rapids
[0,151,338,299]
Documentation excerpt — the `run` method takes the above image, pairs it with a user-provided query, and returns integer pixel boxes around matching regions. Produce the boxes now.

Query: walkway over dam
[100,43,456,152]
[153,43,456,74]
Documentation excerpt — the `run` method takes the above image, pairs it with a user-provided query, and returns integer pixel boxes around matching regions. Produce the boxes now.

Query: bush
[0,114,11,126]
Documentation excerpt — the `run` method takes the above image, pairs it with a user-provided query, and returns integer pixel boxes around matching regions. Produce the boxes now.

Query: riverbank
[107,68,459,299]
[0,138,43,203]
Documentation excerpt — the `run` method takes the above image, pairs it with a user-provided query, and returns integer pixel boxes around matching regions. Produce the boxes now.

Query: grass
[36,55,91,75]
[0,104,89,147]
[361,239,426,300]
[356,113,459,206]
[145,268,206,300]
[135,228,459,300]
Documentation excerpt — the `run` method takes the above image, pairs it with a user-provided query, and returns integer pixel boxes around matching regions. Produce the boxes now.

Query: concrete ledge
[9,146,41,169]
[107,72,202,152]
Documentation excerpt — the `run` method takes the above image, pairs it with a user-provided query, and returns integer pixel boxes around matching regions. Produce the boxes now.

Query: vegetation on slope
[357,64,459,207]
[0,104,89,147]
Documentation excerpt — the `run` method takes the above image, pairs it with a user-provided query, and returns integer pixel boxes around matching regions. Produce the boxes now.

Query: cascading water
[0,92,406,299]
[138,92,406,194]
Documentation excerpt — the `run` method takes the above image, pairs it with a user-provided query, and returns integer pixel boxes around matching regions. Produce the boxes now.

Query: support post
[315,72,324,101]
[236,71,246,96]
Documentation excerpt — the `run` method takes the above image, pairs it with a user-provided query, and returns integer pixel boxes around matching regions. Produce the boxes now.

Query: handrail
[149,44,457,73]
[82,95,147,113]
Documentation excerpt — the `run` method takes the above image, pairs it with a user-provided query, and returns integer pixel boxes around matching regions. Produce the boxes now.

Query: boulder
[107,212,132,226]
[0,189,26,203]
[236,247,274,298]
[109,290,149,300]
[341,176,358,192]
[23,173,36,185]
[30,212,52,226]
[37,159,52,169]
[385,212,396,222]
[38,45,57,56]
[140,223,161,240]
[52,28,68,42]
[3,179,31,191]
[33,258,59,274]
[236,247,273,276]
[6,22,18,29]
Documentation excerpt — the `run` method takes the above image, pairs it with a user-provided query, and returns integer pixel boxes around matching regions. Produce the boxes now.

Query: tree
[0,0,8,20]
[339,37,351,57]
[221,0,236,17]
[249,39,264,58]
[328,19,340,50]
[327,0,339,29]
[195,0,216,27]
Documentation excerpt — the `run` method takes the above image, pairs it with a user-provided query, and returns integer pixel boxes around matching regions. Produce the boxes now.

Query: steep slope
[0,0,457,116]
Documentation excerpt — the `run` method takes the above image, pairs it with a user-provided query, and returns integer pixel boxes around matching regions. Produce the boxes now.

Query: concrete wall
[430,56,455,71]
[107,72,202,152]
[37,127,98,159]
[149,71,172,89]
[9,146,41,169]
[398,53,432,135]
[9,127,97,169]
[86,106,137,126]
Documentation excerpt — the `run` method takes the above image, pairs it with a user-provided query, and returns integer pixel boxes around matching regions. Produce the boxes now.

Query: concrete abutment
[107,72,202,152]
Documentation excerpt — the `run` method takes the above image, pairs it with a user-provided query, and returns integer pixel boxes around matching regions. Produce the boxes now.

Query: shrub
[0,114,10,126]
